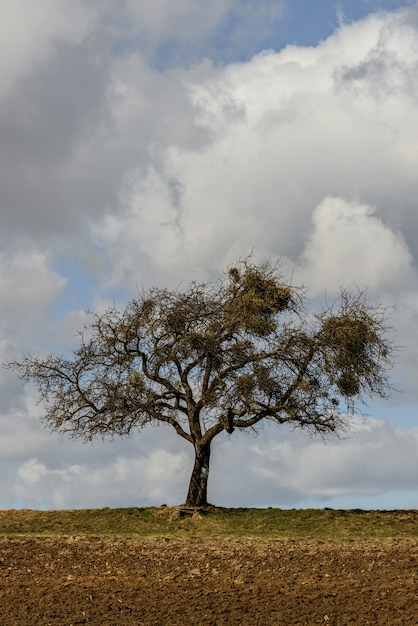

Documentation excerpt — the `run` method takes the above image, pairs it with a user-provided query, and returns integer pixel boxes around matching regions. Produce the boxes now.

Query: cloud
[2,4,418,509]
[122,0,286,63]
[124,0,232,47]
[210,417,418,506]
[0,0,97,97]
[88,9,418,294]
[2,413,418,509]
[0,414,191,509]
[0,28,213,241]
[298,196,414,294]
[0,247,65,338]
[14,448,189,509]
[4,4,417,263]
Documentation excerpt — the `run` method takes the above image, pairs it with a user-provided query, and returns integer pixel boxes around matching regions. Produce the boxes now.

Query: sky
[1,0,418,510]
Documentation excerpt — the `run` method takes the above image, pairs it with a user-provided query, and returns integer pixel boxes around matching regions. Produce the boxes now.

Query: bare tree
[6,259,395,507]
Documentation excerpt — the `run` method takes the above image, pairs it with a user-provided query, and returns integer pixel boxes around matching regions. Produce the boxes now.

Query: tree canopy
[7,259,395,507]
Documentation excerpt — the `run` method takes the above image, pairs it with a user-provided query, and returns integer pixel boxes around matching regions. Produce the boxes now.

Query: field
[1,507,418,624]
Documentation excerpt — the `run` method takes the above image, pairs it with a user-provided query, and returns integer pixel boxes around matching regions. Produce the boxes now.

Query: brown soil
[1,537,417,625]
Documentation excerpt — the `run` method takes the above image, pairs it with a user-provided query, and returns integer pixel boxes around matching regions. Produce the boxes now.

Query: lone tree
[7,259,395,507]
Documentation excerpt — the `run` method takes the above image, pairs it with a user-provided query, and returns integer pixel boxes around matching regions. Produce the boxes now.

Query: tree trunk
[185,441,211,507]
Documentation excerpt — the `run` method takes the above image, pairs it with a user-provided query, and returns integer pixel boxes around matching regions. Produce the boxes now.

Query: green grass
[1,507,418,540]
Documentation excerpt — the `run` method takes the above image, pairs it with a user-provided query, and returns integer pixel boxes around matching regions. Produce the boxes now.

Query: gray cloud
[2,411,418,509]
[90,9,418,293]
[1,4,418,509]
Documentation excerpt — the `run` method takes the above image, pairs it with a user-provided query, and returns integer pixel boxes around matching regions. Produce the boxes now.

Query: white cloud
[13,448,189,509]
[18,459,48,485]
[298,196,414,294]
[91,9,418,293]
[2,5,418,509]
[210,417,418,506]
[278,419,418,497]
[0,248,65,353]
[2,413,418,509]
[0,415,191,509]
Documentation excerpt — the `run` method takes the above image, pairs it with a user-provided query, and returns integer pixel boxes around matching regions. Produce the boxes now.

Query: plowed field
[1,538,418,625]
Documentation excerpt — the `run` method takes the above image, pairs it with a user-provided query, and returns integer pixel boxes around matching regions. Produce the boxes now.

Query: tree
[7,259,395,508]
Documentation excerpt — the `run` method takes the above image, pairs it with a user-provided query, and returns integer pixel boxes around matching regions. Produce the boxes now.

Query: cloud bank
[1,2,418,508]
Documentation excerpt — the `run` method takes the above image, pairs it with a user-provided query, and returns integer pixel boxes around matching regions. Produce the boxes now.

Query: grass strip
[0,507,418,540]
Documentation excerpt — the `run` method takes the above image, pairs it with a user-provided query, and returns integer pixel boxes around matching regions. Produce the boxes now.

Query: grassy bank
[1,507,418,540]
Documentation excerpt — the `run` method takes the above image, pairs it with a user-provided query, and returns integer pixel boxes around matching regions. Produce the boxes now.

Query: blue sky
[1,0,418,510]
[266,0,402,49]
[284,1,413,39]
